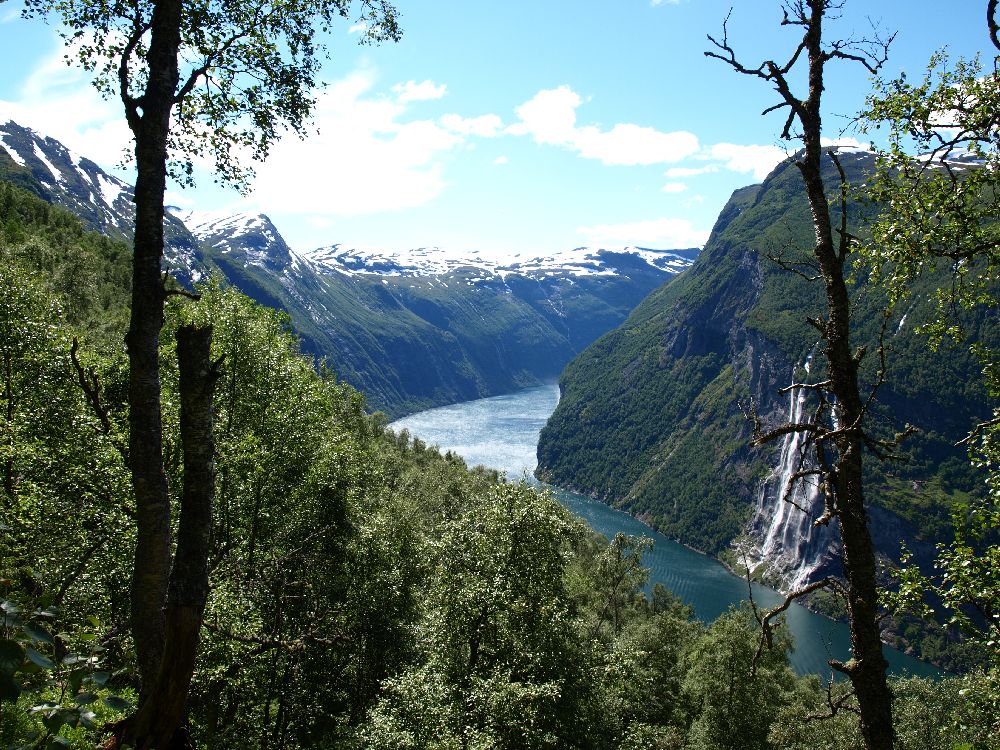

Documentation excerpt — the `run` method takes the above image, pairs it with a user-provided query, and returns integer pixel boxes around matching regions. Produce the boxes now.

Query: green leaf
[90,670,110,686]
[103,694,130,711]
[47,737,72,749]
[79,709,98,729]
[22,622,54,645]
[0,671,21,702]
[0,639,25,676]
[69,668,85,693]
[73,691,98,705]
[25,647,56,670]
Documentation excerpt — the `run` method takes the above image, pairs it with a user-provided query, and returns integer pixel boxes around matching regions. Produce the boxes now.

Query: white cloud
[661,182,688,193]
[705,143,788,179]
[508,85,699,166]
[348,22,368,34]
[665,165,717,178]
[165,190,194,208]
[577,217,710,248]
[441,113,503,137]
[250,70,464,217]
[507,86,581,145]
[493,155,509,165]
[575,123,699,166]
[392,79,447,104]
[0,45,134,172]
[821,136,871,152]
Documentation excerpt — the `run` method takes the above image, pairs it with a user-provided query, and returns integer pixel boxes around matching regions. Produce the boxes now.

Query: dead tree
[706,3,897,749]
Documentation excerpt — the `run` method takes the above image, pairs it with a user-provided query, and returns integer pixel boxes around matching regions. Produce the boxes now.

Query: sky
[0,0,994,259]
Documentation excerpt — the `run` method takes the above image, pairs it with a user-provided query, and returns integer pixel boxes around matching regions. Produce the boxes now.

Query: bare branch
[805,680,861,720]
[990,0,1000,55]
[752,420,826,446]
[752,575,843,675]
[778,379,833,395]
[957,413,1000,446]
[766,250,823,281]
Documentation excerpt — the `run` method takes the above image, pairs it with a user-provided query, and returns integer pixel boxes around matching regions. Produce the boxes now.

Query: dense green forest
[2,182,997,748]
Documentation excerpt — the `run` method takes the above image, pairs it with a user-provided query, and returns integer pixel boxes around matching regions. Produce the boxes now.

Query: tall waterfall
[743,354,839,591]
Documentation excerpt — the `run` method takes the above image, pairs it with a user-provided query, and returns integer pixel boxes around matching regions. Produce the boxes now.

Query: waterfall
[743,353,839,591]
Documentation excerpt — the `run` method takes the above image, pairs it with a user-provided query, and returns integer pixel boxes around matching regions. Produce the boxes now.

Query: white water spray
[743,354,839,591]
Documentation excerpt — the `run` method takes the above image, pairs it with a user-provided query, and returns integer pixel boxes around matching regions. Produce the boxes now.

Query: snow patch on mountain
[302,243,697,280]
[0,132,26,166]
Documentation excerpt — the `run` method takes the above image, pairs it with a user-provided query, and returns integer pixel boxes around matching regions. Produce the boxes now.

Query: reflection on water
[391,384,938,678]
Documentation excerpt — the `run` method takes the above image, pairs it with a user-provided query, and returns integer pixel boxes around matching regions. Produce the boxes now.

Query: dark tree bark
[124,0,183,697]
[707,3,895,749]
[120,325,218,749]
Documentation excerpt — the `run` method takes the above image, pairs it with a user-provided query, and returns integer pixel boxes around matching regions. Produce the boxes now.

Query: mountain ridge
[0,118,698,416]
[536,148,993,591]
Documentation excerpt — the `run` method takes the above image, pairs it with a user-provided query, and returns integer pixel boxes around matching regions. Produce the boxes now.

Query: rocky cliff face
[537,149,990,589]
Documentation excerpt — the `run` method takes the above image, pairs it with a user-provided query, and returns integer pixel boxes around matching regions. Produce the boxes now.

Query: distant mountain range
[0,119,698,416]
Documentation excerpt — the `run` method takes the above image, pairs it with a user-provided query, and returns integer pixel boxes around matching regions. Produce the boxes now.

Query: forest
[1,0,999,748]
[0,178,995,749]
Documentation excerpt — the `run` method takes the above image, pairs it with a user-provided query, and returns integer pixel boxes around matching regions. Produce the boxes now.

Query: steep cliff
[537,149,994,587]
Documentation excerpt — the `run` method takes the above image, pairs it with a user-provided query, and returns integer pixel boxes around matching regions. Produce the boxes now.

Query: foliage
[860,31,1000,670]
[23,0,401,189]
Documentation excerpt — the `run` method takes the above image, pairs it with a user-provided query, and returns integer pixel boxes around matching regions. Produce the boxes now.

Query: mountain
[0,119,697,417]
[177,205,698,416]
[536,148,993,591]
[0,120,204,286]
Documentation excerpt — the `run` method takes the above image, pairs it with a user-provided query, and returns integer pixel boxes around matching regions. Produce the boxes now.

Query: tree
[20,0,400,745]
[859,2,1000,663]
[682,606,797,750]
[705,3,896,748]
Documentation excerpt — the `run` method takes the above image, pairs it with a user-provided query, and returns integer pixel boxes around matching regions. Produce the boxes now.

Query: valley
[0,118,698,417]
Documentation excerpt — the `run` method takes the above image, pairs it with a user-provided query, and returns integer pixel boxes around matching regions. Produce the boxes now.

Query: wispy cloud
[705,143,788,179]
[392,79,447,103]
[507,86,700,166]
[0,44,133,172]
[576,217,710,248]
[250,70,464,218]
[441,113,503,137]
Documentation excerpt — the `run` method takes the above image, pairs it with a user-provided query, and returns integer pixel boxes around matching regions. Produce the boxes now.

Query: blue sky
[0,0,993,258]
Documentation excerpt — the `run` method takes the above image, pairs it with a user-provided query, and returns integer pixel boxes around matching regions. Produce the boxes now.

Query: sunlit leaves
[22,0,401,190]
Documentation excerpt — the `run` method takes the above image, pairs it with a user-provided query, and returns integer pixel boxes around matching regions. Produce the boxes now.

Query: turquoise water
[391,383,938,678]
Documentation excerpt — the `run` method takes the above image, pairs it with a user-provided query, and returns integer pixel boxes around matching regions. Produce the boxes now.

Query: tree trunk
[126,0,183,697]
[795,4,894,748]
[124,325,218,749]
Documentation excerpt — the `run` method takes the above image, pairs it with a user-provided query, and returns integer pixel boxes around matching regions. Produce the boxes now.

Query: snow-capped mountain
[1,120,700,416]
[302,243,698,280]
[0,119,203,285]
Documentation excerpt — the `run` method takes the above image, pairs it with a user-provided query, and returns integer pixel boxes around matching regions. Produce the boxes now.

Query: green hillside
[537,151,993,557]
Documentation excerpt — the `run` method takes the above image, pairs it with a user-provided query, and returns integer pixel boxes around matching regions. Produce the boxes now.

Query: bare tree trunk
[124,325,218,749]
[126,0,183,696]
[707,3,894,748]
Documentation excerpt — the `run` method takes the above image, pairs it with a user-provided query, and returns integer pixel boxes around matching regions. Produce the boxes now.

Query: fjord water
[391,383,939,678]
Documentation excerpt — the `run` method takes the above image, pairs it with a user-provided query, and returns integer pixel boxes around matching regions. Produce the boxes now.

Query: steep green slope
[201,237,693,418]
[537,151,993,559]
